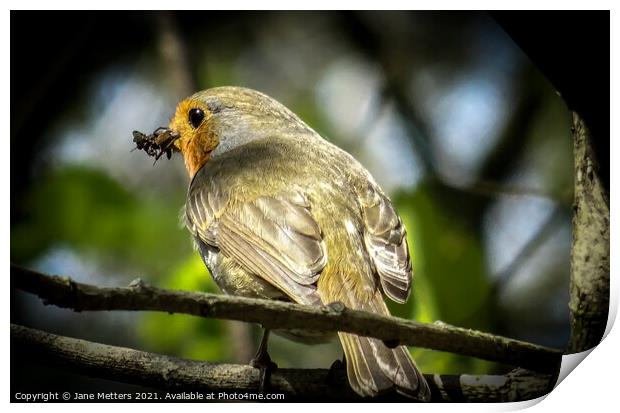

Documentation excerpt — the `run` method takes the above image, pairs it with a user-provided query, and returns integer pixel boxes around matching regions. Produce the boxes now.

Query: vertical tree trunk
[567,112,610,353]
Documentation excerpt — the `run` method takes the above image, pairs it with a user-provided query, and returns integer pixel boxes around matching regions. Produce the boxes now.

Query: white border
[1,0,618,11]
[4,3,617,413]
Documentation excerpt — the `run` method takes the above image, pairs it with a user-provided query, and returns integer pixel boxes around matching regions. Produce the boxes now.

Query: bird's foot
[250,351,278,393]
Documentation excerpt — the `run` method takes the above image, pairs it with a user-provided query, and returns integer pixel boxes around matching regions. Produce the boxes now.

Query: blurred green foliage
[12,167,188,274]
[138,255,232,362]
[395,186,493,375]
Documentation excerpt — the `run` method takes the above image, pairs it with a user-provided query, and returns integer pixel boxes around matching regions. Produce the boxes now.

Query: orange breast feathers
[169,99,220,178]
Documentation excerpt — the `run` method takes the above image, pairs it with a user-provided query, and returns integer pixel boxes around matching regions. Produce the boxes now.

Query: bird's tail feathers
[338,332,431,401]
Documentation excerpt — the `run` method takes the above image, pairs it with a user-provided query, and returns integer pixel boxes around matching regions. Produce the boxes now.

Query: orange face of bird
[167,99,220,178]
[132,99,220,178]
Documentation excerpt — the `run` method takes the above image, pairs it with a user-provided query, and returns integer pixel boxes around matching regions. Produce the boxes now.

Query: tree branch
[11,324,553,402]
[11,264,561,374]
[568,112,610,353]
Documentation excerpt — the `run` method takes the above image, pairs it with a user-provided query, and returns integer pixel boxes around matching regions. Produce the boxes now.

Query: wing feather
[361,186,412,303]
[185,180,325,306]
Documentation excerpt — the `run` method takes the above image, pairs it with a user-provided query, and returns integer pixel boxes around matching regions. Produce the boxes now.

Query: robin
[137,86,430,400]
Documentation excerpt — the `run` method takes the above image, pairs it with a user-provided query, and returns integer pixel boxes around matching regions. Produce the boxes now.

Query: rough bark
[11,324,553,402]
[11,264,562,374]
[567,112,610,353]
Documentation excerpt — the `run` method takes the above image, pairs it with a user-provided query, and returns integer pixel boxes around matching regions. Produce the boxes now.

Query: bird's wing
[184,181,227,247]
[360,185,412,303]
[185,183,326,306]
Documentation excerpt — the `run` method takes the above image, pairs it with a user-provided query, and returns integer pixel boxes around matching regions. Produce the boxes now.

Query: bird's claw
[250,352,278,393]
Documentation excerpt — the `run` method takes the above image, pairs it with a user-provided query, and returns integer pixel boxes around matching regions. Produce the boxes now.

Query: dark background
[11,10,609,400]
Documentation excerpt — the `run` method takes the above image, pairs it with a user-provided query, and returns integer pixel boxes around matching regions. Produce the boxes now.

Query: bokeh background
[11,11,573,394]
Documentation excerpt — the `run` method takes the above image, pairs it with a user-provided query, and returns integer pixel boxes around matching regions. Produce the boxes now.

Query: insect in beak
[132,127,181,164]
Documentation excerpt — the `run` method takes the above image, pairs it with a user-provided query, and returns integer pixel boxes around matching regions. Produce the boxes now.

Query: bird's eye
[188,108,205,128]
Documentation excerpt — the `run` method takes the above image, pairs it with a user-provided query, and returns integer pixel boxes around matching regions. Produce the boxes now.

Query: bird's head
[159,87,313,178]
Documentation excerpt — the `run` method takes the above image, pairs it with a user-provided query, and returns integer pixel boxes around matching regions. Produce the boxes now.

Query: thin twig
[439,179,570,204]
[11,264,562,374]
[11,324,554,402]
